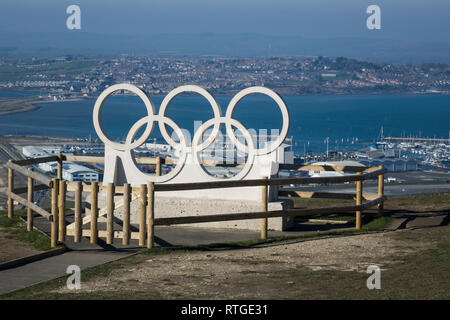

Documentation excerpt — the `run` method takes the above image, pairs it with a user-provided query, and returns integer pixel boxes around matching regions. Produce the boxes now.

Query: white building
[22,146,48,158]
[62,163,99,182]
[23,146,58,173]
[274,143,294,164]
[39,161,58,173]
[22,145,99,182]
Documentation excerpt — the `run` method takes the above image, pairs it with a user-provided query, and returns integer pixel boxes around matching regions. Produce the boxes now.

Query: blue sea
[0,90,38,99]
[0,90,449,155]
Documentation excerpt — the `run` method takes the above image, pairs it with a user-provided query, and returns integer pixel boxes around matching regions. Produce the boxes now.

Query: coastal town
[0,56,449,100]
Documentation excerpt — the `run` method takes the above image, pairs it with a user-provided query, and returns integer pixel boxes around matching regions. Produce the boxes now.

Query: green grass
[0,60,99,81]
[360,216,394,231]
[282,226,450,299]
[385,192,450,210]
[0,211,53,251]
[282,192,450,213]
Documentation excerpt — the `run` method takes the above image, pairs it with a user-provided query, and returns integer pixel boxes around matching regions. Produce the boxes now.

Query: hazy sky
[1,0,449,43]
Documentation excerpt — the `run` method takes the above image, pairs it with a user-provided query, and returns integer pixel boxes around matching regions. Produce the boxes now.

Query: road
[0,140,37,209]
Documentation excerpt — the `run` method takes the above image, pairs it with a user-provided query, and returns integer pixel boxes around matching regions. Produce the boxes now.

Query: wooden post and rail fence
[4,154,386,249]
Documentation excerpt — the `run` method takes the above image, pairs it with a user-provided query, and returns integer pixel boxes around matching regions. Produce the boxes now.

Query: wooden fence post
[147,182,155,249]
[106,183,115,244]
[58,179,66,242]
[74,181,82,243]
[57,154,63,180]
[7,163,14,219]
[51,178,59,248]
[139,184,147,246]
[27,173,34,232]
[156,157,162,176]
[122,183,131,245]
[356,172,363,230]
[378,171,384,216]
[90,182,98,244]
[261,177,268,240]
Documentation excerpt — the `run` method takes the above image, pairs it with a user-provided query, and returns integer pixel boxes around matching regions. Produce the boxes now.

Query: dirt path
[54,226,444,299]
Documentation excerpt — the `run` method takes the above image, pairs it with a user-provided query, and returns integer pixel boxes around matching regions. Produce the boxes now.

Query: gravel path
[57,229,434,299]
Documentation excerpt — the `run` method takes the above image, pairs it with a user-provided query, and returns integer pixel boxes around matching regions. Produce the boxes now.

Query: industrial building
[61,163,99,182]
[22,145,100,182]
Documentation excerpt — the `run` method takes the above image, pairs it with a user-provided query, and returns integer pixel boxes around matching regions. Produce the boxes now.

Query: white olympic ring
[93,83,290,181]
[225,86,290,155]
[192,117,256,180]
[93,83,156,152]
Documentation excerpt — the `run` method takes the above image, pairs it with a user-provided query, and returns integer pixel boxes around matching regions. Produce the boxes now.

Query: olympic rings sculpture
[93,83,290,183]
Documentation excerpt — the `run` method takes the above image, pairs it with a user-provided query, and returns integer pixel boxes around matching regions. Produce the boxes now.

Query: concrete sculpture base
[86,194,295,232]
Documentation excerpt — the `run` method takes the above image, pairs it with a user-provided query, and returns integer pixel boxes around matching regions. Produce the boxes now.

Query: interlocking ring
[93,83,290,181]
[159,85,222,152]
[124,114,189,183]
[192,116,256,180]
[225,86,290,155]
[93,83,156,151]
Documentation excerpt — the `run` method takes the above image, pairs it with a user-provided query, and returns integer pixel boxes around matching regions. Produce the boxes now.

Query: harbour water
[0,91,449,155]
[0,90,37,99]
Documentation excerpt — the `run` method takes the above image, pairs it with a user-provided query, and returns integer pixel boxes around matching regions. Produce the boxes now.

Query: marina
[13,131,450,188]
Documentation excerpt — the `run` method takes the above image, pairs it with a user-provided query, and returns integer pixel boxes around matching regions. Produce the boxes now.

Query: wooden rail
[12,155,59,166]
[65,155,370,172]
[153,196,387,226]
[27,174,34,231]
[4,154,387,248]
[64,155,172,166]
[261,177,268,240]
[5,190,52,221]
[152,168,386,192]
[6,161,53,187]
[63,166,385,194]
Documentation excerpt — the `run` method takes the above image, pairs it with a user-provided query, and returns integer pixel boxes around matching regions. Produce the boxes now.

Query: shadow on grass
[140,215,395,256]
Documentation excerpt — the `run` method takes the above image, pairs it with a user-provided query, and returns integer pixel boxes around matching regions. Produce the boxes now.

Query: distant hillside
[0,32,449,64]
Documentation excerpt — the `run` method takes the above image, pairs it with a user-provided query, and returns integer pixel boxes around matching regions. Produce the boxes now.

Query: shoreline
[0,98,39,116]
[0,97,87,116]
